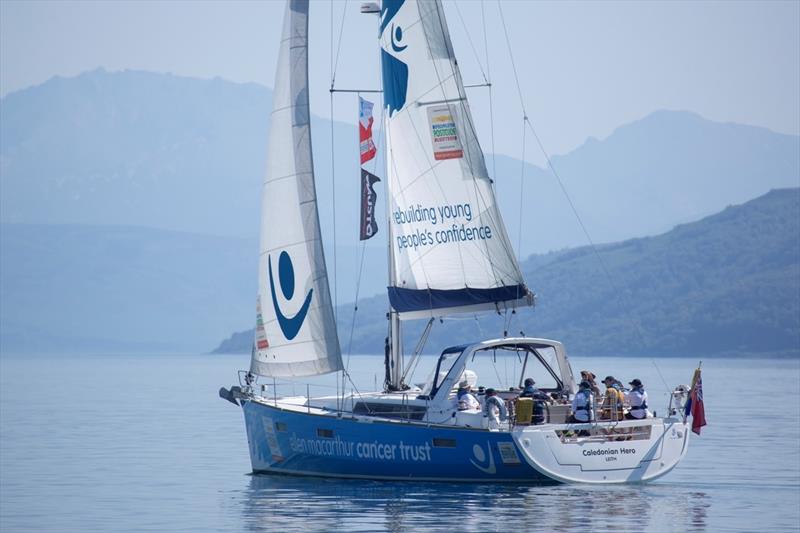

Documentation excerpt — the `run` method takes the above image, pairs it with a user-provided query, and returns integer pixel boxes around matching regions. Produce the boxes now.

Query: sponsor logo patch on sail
[427,104,463,160]
[255,296,269,350]
[268,251,313,341]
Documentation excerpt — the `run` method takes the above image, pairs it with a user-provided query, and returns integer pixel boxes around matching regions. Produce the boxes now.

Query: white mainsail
[380,0,532,320]
[251,0,342,377]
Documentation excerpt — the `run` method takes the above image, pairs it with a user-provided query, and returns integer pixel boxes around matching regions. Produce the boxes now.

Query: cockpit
[419,339,575,402]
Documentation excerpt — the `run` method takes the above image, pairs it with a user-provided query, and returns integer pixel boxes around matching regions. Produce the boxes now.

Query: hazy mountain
[2,69,798,303]
[217,188,800,358]
[2,70,798,355]
[495,110,800,255]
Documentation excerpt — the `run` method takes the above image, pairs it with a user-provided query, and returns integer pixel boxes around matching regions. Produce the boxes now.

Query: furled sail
[380,0,532,320]
[251,0,342,377]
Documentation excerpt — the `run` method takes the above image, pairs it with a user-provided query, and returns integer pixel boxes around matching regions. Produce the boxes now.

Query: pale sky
[1,0,798,163]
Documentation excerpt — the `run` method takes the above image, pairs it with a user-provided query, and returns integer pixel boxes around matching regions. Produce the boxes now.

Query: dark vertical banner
[360,169,380,240]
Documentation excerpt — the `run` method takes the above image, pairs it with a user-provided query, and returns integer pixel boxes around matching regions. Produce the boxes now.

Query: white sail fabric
[251,0,342,377]
[380,0,532,320]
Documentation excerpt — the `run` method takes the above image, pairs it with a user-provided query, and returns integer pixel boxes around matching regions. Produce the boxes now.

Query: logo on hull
[470,441,496,474]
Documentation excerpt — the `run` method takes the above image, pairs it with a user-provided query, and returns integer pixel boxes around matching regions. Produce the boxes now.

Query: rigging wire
[329,1,338,327]
[330,0,350,88]
[481,0,498,190]
[497,1,529,119]
[497,0,653,354]
[453,1,489,84]
[516,115,527,266]
[651,359,673,397]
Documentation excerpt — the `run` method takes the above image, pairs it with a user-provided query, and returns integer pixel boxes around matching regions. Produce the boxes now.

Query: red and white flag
[359,97,377,164]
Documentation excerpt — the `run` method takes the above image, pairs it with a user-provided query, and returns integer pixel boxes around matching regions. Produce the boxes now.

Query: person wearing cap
[520,377,551,424]
[456,381,480,411]
[569,380,595,424]
[483,388,508,429]
[601,375,625,421]
[625,378,649,419]
[580,370,601,397]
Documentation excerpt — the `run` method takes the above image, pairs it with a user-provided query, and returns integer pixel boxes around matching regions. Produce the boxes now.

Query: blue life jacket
[574,390,593,410]
[629,386,648,410]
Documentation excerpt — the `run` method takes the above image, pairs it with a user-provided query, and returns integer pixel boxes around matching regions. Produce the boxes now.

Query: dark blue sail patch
[269,252,313,340]
[388,285,529,313]
[380,0,408,116]
[380,0,405,33]
[381,50,408,117]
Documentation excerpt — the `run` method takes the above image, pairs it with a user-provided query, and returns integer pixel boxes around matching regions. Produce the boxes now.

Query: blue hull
[242,399,553,483]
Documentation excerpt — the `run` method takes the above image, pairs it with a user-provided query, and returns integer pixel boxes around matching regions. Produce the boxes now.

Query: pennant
[360,169,380,240]
[359,97,377,164]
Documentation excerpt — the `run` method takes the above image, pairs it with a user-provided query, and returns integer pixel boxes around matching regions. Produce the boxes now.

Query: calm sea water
[1,353,798,532]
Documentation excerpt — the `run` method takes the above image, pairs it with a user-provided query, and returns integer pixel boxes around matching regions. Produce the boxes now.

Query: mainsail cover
[251,0,342,377]
[380,0,531,320]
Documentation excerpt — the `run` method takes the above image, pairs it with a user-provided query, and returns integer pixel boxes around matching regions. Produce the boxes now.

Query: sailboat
[220,0,693,484]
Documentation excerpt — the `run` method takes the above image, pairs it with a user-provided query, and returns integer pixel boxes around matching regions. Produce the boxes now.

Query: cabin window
[432,438,457,448]
[274,422,288,432]
[317,428,334,438]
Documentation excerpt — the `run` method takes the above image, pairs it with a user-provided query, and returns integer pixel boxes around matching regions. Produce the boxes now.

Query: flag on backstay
[684,367,707,435]
[360,169,380,240]
[359,97,377,164]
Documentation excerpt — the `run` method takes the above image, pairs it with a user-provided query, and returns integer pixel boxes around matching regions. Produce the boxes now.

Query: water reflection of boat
[220,0,693,484]
[241,474,709,532]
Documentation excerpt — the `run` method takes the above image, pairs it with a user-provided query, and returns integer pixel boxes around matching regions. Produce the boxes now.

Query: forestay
[380,0,532,320]
[251,0,342,377]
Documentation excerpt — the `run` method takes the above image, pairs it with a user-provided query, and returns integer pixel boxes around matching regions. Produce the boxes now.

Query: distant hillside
[216,189,800,357]
[0,225,256,353]
[2,70,798,355]
[2,69,799,302]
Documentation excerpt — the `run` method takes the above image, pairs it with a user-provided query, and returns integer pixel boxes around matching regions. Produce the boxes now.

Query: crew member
[457,381,480,411]
[601,375,625,421]
[580,370,601,397]
[570,380,594,423]
[625,378,649,419]
[520,377,551,424]
[484,388,508,429]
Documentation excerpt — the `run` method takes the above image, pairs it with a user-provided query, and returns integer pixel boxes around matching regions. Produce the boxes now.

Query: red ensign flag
[684,367,707,435]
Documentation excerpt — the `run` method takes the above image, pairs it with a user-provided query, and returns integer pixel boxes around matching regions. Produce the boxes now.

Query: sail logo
[469,442,496,474]
[268,251,313,340]
[380,0,408,116]
[427,105,464,160]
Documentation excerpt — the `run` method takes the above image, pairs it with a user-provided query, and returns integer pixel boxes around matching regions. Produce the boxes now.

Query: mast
[361,1,405,392]
[384,55,404,392]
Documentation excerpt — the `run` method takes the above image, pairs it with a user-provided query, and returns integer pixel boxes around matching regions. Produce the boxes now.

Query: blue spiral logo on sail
[268,251,313,340]
[380,0,408,116]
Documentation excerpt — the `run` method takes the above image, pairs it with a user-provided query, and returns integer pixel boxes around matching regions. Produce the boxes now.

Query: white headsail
[380,0,532,320]
[251,0,342,377]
